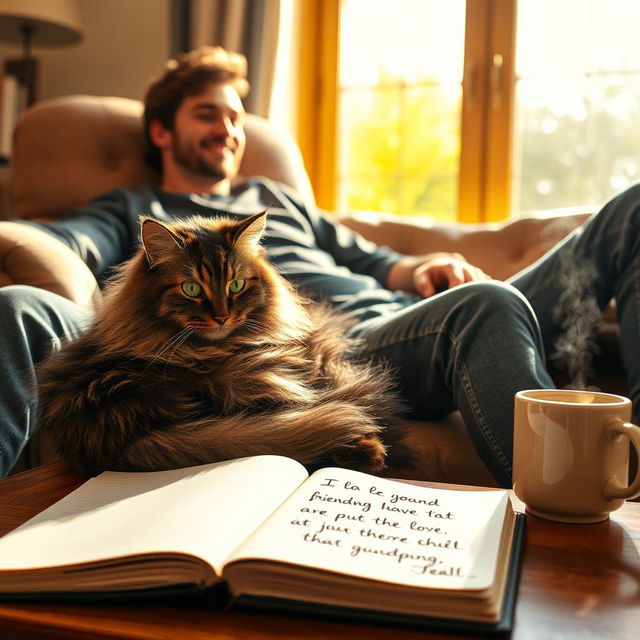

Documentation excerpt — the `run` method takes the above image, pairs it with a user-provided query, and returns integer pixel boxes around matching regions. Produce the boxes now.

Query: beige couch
[1,96,621,484]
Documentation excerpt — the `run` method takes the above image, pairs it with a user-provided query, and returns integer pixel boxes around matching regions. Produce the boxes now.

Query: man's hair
[143,46,250,172]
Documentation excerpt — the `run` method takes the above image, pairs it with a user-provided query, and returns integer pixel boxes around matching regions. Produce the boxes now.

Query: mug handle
[604,417,640,500]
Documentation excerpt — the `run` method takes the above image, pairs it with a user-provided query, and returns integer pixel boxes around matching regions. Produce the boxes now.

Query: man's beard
[173,135,234,180]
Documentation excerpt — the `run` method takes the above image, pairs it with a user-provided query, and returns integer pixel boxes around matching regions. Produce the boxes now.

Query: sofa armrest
[0,222,102,310]
[338,209,595,280]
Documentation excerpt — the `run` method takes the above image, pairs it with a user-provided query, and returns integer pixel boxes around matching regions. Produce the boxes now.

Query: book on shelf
[0,455,525,634]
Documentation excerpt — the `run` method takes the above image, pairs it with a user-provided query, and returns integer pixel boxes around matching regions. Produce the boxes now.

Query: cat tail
[118,402,388,474]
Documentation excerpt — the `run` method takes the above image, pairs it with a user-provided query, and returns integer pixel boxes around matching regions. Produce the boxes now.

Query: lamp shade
[0,0,83,47]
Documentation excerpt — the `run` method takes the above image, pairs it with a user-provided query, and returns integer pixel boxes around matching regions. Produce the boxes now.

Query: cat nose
[212,316,229,326]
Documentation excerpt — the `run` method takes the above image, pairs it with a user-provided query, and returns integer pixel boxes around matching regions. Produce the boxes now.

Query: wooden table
[0,463,639,640]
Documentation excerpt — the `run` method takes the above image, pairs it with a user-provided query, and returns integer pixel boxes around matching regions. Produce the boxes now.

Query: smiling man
[149,84,247,189]
[2,47,640,488]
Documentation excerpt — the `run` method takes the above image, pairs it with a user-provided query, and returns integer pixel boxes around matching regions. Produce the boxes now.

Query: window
[513,0,640,214]
[338,0,465,222]
[297,0,640,222]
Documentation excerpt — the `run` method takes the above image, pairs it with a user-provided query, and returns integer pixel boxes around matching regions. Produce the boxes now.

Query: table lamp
[0,0,83,106]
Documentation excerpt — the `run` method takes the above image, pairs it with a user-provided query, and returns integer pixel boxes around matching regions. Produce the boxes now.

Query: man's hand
[387,253,492,298]
[413,252,492,298]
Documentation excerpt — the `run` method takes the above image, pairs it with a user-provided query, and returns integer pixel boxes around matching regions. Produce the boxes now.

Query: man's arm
[303,200,490,297]
[386,252,491,297]
[299,204,406,285]
[273,182,492,297]
[19,189,141,283]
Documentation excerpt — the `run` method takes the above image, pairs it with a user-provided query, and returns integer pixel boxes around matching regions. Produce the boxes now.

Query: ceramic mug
[513,389,640,523]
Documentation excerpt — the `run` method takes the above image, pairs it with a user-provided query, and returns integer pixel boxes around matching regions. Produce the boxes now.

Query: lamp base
[4,57,38,107]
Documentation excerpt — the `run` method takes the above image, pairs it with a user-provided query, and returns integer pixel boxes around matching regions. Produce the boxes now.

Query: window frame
[297,0,517,222]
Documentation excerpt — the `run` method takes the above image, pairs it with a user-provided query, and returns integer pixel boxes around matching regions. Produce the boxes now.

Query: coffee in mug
[513,389,640,523]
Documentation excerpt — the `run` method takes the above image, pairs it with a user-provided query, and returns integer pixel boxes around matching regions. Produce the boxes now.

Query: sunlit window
[338,0,465,221]
[513,0,640,213]
[331,0,640,221]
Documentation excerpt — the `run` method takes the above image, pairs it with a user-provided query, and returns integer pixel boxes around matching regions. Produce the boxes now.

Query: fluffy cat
[36,212,410,475]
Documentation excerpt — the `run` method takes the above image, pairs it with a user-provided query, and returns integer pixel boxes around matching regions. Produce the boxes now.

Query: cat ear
[141,217,182,267]
[231,211,267,250]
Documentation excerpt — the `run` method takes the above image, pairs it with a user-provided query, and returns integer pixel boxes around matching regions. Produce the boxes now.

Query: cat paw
[331,435,387,473]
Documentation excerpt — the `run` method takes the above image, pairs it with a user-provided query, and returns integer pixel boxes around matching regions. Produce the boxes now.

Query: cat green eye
[229,278,246,294]
[182,281,203,298]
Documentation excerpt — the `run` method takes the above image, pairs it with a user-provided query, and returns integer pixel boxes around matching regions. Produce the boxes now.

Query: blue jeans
[348,184,640,487]
[0,287,91,476]
[2,185,640,482]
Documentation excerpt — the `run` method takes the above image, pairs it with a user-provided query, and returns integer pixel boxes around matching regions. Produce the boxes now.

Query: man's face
[169,83,246,181]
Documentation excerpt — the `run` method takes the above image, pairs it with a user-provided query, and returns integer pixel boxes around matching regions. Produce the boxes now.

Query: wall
[0,0,171,102]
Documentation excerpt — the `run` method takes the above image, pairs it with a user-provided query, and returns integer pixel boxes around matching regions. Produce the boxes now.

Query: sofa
[1,95,623,484]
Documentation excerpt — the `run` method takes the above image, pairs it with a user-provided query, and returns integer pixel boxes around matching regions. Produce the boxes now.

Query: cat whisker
[167,327,195,361]
[143,327,193,370]
[238,318,264,334]
[162,328,195,377]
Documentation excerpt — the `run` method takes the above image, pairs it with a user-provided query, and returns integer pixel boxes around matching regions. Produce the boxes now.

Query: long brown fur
[36,212,410,475]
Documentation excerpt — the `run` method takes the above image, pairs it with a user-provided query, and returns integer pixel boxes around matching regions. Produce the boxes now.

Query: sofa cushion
[0,222,101,309]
